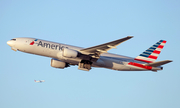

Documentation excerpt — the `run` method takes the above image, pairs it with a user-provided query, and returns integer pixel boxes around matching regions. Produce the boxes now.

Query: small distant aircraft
[34,80,45,83]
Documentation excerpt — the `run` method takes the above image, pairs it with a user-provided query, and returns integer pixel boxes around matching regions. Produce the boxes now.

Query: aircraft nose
[7,40,13,47]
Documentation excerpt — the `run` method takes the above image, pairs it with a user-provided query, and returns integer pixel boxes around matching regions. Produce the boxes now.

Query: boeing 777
[7,36,172,72]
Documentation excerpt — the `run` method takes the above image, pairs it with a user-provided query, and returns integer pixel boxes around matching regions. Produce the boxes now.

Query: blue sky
[0,0,180,108]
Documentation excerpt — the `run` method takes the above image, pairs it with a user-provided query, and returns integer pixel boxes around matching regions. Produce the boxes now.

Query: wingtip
[127,36,134,38]
[168,60,173,62]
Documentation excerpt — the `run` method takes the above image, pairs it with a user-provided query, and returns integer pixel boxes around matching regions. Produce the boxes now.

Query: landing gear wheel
[78,60,92,71]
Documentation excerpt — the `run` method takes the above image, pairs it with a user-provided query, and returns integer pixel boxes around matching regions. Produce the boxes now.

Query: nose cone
[7,40,13,47]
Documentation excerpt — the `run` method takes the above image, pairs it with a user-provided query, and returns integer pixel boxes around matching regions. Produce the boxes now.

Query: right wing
[80,36,133,58]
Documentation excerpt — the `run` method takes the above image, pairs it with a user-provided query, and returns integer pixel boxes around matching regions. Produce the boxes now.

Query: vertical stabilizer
[135,40,167,63]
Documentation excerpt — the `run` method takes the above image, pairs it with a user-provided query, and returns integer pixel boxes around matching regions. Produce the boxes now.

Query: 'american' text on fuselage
[37,41,66,50]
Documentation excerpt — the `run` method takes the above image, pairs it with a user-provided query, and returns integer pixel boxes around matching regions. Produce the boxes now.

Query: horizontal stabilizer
[143,60,172,67]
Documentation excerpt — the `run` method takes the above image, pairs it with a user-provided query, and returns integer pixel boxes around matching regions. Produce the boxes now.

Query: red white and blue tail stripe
[134,40,167,63]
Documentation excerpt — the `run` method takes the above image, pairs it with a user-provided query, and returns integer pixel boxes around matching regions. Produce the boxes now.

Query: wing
[80,36,133,58]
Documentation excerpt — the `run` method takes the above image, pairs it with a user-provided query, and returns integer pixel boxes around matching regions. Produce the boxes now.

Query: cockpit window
[11,39,16,41]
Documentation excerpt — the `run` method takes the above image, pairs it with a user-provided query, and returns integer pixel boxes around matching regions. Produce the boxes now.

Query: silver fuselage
[7,37,162,71]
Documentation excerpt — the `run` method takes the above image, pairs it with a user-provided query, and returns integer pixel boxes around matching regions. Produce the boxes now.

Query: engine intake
[51,59,69,69]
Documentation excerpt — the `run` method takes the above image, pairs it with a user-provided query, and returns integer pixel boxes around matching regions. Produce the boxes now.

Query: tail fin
[135,40,167,63]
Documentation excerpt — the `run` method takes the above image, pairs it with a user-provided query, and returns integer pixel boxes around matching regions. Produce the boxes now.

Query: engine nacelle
[51,59,69,69]
[62,48,79,58]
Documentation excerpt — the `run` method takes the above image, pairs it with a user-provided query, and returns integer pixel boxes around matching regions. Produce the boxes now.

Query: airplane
[34,80,45,83]
[7,36,172,72]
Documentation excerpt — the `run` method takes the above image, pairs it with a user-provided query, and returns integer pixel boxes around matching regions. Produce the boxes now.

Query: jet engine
[51,59,69,69]
[62,48,80,58]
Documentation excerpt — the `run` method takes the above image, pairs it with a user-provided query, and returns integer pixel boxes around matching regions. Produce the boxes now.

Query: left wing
[80,36,133,58]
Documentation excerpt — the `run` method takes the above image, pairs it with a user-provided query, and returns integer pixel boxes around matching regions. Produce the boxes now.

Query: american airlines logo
[30,39,38,45]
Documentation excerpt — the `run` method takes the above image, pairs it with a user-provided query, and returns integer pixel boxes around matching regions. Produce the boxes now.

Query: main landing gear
[78,60,92,71]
